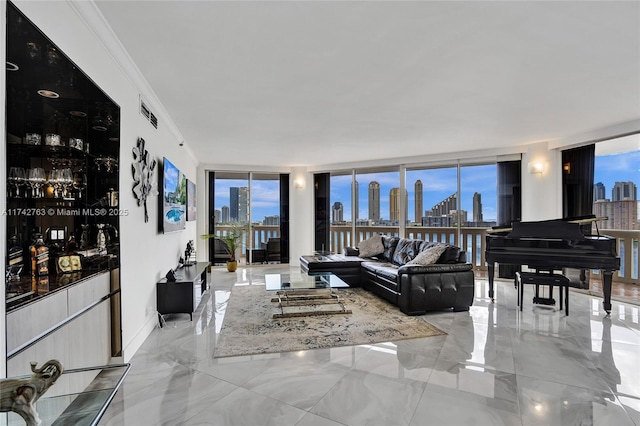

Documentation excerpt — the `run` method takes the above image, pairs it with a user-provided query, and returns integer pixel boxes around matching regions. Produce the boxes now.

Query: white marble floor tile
[311,369,426,426]
[100,366,239,425]
[97,266,640,426]
[428,358,518,403]
[296,412,347,426]
[185,386,308,426]
[511,331,611,391]
[517,375,635,426]
[244,358,351,410]
[410,382,521,426]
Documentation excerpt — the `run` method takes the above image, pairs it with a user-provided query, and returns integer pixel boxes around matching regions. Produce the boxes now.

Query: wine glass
[28,167,46,198]
[47,169,62,198]
[73,172,87,199]
[60,168,74,198]
[8,167,26,197]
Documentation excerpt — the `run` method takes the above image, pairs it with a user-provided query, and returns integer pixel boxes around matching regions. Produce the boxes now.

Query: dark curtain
[562,144,595,230]
[279,174,290,263]
[208,171,216,264]
[314,173,330,253]
[496,160,522,227]
[562,144,595,288]
[496,160,522,278]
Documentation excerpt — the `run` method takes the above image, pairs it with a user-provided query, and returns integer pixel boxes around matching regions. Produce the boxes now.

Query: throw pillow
[406,244,447,266]
[358,234,384,258]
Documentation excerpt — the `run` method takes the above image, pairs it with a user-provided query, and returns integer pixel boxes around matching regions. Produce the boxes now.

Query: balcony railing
[213,224,638,284]
[330,225,639,285]
[213,224,281,257]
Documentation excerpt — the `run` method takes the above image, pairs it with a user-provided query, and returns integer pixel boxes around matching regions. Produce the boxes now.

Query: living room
[1,1,639,424]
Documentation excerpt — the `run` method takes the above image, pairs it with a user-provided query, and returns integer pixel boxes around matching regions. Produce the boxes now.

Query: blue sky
[331,165,497,222]
[214,178,280,222]
[594,150,640,199]
[163,158,180,194]
[212,150,638,223]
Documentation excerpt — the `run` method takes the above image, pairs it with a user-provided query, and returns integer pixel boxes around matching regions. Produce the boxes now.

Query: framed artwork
[161,157,186,232]
[187,179,196,221]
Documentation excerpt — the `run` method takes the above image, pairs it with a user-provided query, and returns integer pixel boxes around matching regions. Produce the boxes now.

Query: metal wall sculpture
[132,137,158,222]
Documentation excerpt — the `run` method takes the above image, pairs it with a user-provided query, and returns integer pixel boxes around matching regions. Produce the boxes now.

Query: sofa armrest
[398,263,473,275]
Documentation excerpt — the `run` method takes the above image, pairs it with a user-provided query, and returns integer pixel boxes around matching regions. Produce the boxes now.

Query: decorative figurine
[0,360,63,426]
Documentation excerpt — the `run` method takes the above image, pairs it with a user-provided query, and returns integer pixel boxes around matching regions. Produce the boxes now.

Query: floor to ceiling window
[406,166,458,243]
[324,162,498,269]
[460,164,497,266]
[355,168,400,244]
[210,171,283,264]
[593,134,639,282]
[329,171,353,254]
[249,173,281,264]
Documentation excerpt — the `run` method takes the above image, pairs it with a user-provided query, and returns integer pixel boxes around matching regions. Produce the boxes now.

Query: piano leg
[602,270,613,314]
[488,263,495,301]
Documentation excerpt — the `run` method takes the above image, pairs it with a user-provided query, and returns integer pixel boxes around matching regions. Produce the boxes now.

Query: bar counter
[6,268,112,312]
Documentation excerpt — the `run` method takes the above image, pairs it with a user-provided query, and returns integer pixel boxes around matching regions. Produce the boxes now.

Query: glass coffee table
[265,272,352,319]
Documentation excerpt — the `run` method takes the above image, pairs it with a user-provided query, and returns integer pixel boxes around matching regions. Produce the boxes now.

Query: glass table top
[265,272,349,291]
[1,363,130,426]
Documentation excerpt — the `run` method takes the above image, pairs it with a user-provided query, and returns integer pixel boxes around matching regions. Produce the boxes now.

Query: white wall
[521,142,563,221]
[3,1,198,364]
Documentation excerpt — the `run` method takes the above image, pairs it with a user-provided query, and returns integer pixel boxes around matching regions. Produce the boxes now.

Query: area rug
[213,285,446,358]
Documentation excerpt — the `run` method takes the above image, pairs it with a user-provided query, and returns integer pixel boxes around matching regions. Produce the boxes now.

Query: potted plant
[202,222,245,272]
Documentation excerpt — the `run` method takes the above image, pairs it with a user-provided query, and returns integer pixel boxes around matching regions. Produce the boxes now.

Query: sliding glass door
[209,171,283,265]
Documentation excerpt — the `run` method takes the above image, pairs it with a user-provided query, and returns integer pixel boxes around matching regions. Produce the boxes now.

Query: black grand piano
[485,216,620,313]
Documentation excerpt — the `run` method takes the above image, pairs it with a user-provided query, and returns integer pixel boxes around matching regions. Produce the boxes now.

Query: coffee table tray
[265,273,352,319]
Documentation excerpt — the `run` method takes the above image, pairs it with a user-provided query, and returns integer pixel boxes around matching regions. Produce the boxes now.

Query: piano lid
[507,219,585,241]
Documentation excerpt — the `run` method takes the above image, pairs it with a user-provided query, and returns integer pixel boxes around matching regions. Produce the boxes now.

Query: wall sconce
[294,178,305,190]
[528,161,546,175]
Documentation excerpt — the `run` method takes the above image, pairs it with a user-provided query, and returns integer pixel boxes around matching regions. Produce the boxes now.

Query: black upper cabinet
[5,2,121,285]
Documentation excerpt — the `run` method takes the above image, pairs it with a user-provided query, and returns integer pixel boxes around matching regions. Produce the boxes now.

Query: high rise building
[230,187,248,223]
[214,209,221,224]
[332,201,344,223]
[473,192,483,222]
[389,188,407,222]
[221,206,230,223]
[429,193,457,217]
[594,182,606,201]
[414,180,423,223]
[612,181,637,201]
[368,181,380,222]
[263,215,280,226]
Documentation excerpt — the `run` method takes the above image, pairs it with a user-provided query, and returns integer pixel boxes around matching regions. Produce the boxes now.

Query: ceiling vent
[139,96,158,129]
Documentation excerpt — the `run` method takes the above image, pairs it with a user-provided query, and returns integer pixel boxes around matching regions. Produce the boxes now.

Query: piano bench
[516,271,571,315]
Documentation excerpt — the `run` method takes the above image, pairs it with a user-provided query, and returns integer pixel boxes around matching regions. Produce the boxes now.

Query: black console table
[156,262,209,324]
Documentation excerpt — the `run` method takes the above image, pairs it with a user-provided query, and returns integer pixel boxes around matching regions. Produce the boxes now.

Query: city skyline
[211,150,639,225]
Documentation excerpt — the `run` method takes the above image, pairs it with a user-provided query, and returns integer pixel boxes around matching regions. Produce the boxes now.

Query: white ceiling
[94,0,640,168]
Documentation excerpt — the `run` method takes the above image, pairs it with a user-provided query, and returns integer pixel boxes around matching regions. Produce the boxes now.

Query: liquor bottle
[7,234,24,280]
[8,234,23,268]
[30,233,49,277]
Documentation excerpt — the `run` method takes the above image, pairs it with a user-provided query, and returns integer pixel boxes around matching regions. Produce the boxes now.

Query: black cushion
[437,245,461,264]
[392,238,424,265]
[381,236,400,261]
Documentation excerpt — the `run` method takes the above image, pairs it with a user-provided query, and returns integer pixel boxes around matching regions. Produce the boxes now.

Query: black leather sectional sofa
[300,236,475,315]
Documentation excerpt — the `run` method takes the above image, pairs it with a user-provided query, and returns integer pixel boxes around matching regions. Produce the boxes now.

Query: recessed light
[69,110,87,117]
[6,61,19,71]
[109,137,120,142]
[92,125,107,132]
[37,89,59,98]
